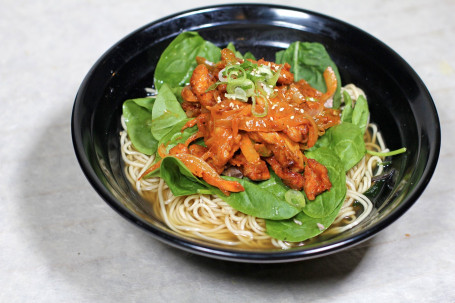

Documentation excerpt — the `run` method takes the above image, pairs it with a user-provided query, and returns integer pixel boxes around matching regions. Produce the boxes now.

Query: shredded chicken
[146,48,341,199]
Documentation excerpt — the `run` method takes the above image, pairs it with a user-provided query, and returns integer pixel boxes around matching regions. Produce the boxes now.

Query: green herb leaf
[311,122,366,172]
[275,41,342,108]
[341,93,370,134]
[151,83,187,141]
[157,119,198,157]
[265,199,343,242]
[226,42,257,60]
[159,156,209,196]
[122,98,157,155]
[218,172,300,220]
[341,91,354,123]
[352,95,369,134]
[154,31,221,90]
[302,147,347,218]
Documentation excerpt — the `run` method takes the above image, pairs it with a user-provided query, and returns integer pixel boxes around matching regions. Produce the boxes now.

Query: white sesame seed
[290,116,294,119]
[279,108,284,112]
[270,117,274,121]
[300,109,304,113]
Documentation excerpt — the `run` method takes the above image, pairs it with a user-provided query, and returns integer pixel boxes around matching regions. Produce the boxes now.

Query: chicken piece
[188,144,208,158]
[173,153,244,195]
[204,126,242,174]
[266,156,305,190]
[181,85,198,102]
[220,48,239,65]
[229,153,270,181]
[303,159,332,200]
[181,101,202,118]
[190,64,216,107]
[248,131,305,172]
[169,143,189,155]
[283,124,310,144]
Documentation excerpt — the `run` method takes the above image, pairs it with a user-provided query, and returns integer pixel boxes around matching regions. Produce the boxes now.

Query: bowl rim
[71,3,441,263]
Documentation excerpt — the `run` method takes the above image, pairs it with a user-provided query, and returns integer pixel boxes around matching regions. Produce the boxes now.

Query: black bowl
[71,4,440,262]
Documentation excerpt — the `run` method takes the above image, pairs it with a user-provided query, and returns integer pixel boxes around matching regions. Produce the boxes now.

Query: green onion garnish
[367,147,407,157]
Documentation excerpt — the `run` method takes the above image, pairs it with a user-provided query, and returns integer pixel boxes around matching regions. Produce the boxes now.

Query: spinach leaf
[159,156,209,196]
[341,92,369,134]
[226,42,256,60]
[227,42,244,59]
[170,86,184,104]
[329,123,366,171]
[122,98,157,155]
[302,147,347,218]
[217,173,300,220]
[151,83,187,141]
[275,41,342,108]
[351,95,369,134]
[154,31,221,90]
[310,122,366,172]
[157,119,198,156]
[156,158,299,220]
[341,91,354,123]
[265,198,343,242]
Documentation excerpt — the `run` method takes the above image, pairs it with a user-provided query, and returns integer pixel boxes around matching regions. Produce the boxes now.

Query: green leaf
[157,119,198,156]
[122,98,157,155]
[341,91,354,123]
[154,31,221,90]
[159,156,209,196]
[226,42,244,59]
[341,92,369,134]
[351,95,369,134]
[329,123,366,171]
[265,199,343,242]
[243,52,256,60]
[170,86,184,104]
[226,42,257,60]
[275,41,342,108]
[302,147,347,218]
[151,83,187,141]
[217,172,300,220]
[155,157,299,220]
[310,122,366,172]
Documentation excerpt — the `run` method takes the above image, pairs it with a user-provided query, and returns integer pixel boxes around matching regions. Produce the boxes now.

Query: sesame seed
[300,109,304,113]
[279,108,284,112]
[291,116,294,119]
[270,117,274,121]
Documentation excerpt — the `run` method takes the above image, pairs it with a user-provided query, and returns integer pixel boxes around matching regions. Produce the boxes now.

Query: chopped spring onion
[367,147,407,157]
[251,95,269,117]
[225,87,248,101]
[285,189,306,208]
[209,60,282,116]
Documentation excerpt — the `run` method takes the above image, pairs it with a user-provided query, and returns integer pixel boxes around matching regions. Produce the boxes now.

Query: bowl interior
[72,4,440,262]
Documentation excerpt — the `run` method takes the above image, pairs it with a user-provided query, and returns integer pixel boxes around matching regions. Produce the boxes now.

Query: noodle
[120,84,387,249]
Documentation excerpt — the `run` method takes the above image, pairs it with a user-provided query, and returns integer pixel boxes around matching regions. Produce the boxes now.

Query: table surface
[1,0,454,302]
